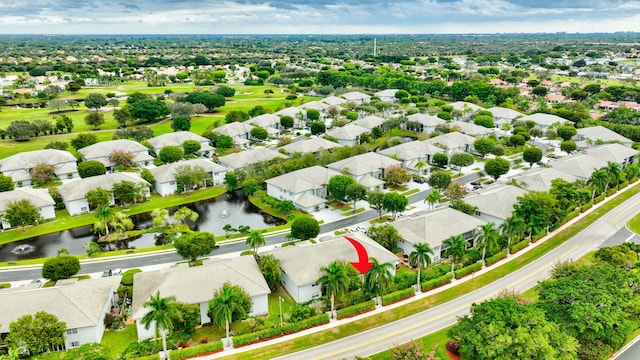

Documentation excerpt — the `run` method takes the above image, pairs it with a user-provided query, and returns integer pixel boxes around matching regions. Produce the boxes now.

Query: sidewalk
[198,182,628,359]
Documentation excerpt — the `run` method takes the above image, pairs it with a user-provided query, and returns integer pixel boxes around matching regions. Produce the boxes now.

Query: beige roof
[0,188,54,212]
[299,101,329,111]
[423,132,476,150]
[550,153,608,179]
[450,101,482,112]
[215,122,255,138]
[0,277,120,333]
[58,172,149,201]
[509,167,579,192]
[352,115,385,130]
[374,89,398,98]
[392,208,486,248]
[148,131,213,152]
[0,149,77,181]
[449,120,493,136]
[358,174,385,188]
[583,143,638,164]
[341,91,371,102]
[132,256,270,320]
[321,96,347,106]
[487,106,524,120]
[275,107,303,118]
[265,165,340,194]
[326,124,370,141]
[263,232,397,286]
[294,192,327,208]
[149,158,226,183]
[577,126,632,145]
[79,139,153,167]
[326,152,402,177]
[378,141,444,161]
[407,113,446,127]
[248,114,280,128]
[279,137,343,154]
[217,148,288,170]
[464,184,528,221]
[522,113,570,127]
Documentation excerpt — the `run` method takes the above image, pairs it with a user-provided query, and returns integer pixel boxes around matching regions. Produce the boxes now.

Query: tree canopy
[173,231,217,263]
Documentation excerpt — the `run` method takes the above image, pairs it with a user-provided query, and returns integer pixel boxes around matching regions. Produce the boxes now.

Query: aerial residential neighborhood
[0,29,639,360]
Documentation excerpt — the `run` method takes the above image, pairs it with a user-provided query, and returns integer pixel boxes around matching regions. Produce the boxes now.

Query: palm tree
[500,216,526,255]
[409,243,434,293]
[318,261,350,319]
[424,189,442,209]
[95,204,114,235]
[605,161,622,190]
[209,283,249,346]
[363,258,394,306]
[587,168,609,202]
[140,291,181,359]
[444,235,467,280]
[246,230,265,254]
[475,223,499,268]
[415,159,427,174]
[625,163,639,181]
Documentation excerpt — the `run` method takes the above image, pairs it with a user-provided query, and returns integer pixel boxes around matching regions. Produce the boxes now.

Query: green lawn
[627,212,640,234]
[101,324,138,358]
[369,326,451,360]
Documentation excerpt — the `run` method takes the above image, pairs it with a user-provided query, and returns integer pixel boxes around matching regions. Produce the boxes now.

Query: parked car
[413,177,426,184]
[102,268,123,277]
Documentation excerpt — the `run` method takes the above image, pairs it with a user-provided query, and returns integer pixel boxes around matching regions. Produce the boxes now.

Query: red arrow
[345,236,374,274]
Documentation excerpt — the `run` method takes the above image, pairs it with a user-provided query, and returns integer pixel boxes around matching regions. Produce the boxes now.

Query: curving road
[273,191,640,360]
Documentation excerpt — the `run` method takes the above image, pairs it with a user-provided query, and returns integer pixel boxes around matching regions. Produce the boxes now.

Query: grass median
[214,182,640,360]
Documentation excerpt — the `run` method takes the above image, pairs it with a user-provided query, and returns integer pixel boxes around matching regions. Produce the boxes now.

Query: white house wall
[136,319,157,341]
[154,181,177,197]
[266,183,299,202]
[39,205,56,221]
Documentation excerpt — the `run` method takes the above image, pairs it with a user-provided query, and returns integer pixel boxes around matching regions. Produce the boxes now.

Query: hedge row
[564,209,580,223]
[233,314,330,347]
[381,288,415,306]
[133,355,159,360]
[336,300,376,320]
[581,201,593,213]
[606,187,618,197]
[485,250,507,266]
[421,274,453,292]
[510,239,529,254]
[454,262,482,279]
[169,341,224,360]
[594,193,606,204]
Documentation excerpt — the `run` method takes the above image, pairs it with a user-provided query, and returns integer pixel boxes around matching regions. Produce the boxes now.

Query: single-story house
[78,139,154,170]
[0,188,56,230]
[423,132,476,156]
[392,208,486,261]
[406,113,446,134]
[217,148,288,172]
[448,120,494,136]
[486,107,524,127]
[213,122,255,148]
[299,101,330,114]
[352,115,386,130]
[374,89,398,103]
[0,277,120,350]
[275,107,304,127]
[575,126,633,148]
[248,114,281,131]
[377,140,444,169]
[148,131,214,156]
[57,173,151,216]
[0,149,79,187]
[450,101,482,118]
[279,137,343,155]
[325,124,371,146]
[263,232,397,303]
[550,153,608,180]
[132,256,270,341]
[265,165,341,212]
[508,167,578,192]
[149,158,227,196]
[583,143,638,168]
[321,96,347,107]
[326,152,402,184]
[341,91,371,105]
[463,184,528,227]
[521,113,570,130]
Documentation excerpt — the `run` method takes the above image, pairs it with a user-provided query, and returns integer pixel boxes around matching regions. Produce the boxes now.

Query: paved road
[274,191,640,360]
[0,188,434,283]
[613,336,640,360]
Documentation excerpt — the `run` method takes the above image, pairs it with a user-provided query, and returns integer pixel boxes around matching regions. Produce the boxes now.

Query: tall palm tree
[141,291,181,359]
[606,161,622,190]
[424,189,442,209]
[587,168,609,202]
[363,258,394,306]
[444,235,467,280]
[625,163,639,181]
[318,261,350,319]
[409,243,434,293]
[415,159,427,175]
[475,223,499,267]
[500,216,526,255]
[246,230,265,254]
[95,204,114,235]
[209,283,249,346]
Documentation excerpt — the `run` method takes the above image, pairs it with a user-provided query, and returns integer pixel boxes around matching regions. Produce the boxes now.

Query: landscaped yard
[627,212,640,234]
[101,324,138,358]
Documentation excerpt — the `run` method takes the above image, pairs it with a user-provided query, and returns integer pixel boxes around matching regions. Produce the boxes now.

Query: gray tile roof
[148,131,213,152]
[79,139,153,167]
[378,141,444,161]
[522,113,570,127]
[213,122,254,138]
[0,149,78,182]
[58,172,150,201]
[487,106,524,120]
[326,124,370,141]
[279,137,343,154]
[509,167,579,192]
[294,192,327,208]
[391,208,486,248]
[550,153,608,179]
[217,148,288,170]
[263,232,397,286]
[583,143,638,164]
[275,107,303,118]
[464,184,528,221]
[352,115,385,130]
[321,96,347,107]
[577,126,632,145]
[326,152,401,177]
[449,121,494,136]
[407,113,446,127]
[0,277,120,333]
[149,158,226,183]
[248,114,280,128]
[131,255,270,320]
[0,188,54,212]
[265,165,340,194]
[341,91,371,102]
[450,101,482,112]
[423,132,476,150]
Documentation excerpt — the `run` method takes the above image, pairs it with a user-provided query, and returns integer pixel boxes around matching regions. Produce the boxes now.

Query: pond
[0,192,284,262]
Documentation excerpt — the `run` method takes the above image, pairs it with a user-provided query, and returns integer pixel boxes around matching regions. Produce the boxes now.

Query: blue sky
[1,0,639,34]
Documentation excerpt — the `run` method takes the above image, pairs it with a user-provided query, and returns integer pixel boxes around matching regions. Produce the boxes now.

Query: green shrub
[594,193,606,204]
[606,187,617,197]
[564,209,580,223]
[121,268,142,286]
[169,341,224,360]
[581,201,593,212]
[232,314,329,347]
[454,262,481,279]
[485,250,507,266]
[0,283,10,289]
[421,274,452,292]
[381,288,415,306]
[131,355,159,360]
[510,239,528,254]
[336,300,376,320]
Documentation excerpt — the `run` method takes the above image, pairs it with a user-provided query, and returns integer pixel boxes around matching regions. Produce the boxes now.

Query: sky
[1,0,640,35]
